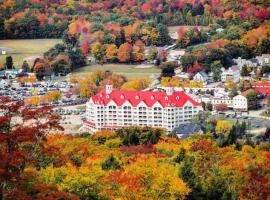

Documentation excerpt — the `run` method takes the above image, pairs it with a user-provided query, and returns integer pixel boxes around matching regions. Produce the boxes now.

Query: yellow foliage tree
[25,96,40,106]
[215,120,233,136]
[121,78,151,91]
[43,90,62,103]
[105,44,118,62]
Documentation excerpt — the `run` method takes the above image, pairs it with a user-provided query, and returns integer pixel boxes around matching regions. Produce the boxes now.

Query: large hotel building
[82,81,202,133]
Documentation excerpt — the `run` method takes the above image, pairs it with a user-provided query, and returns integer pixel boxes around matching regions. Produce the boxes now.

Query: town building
[232,94,248,111]
[256,54,270,66]
[251,82,270,95]
[211,96,233,108]
[221,66,240,83]
[193,71,209,84]
[82,82,203,133]
[233,57,258,69]
[173,123,203,139]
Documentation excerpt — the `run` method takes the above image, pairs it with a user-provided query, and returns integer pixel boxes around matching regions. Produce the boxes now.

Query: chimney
[166,83,174,96]
[105,80,113,94]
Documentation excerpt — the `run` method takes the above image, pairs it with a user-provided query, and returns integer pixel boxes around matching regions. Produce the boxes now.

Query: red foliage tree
[81,42,89,56]
[187,62,202,74]
[216,103,228,112]
[0,97,63,199]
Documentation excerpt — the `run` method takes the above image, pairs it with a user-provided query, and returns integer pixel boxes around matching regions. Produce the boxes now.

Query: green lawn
[72,64,161,79]
[0,39,61,67]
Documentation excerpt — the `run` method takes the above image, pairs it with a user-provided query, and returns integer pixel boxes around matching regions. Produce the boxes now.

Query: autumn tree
[246,90,259,109]
[107,74,127,89]
[216,103,228,112]
[25,96,41,106]
[147,46,158,61]
[117,43,133,62]
[33,58,50,81]
[105,44,118,62]
[0,97,63,199]
[215,120,233,136]
[49,54,72,75]
[121,78,151,91]
[91,42,105,64]
[43,90,62,103]
[132,40,145,62]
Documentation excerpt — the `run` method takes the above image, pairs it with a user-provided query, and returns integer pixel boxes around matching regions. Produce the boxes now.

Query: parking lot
[216,113,270,129]
[0,79,87,107]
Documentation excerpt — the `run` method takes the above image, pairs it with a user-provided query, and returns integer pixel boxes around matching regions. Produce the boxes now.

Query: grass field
[0,39,61,67]
[72,64,161,79]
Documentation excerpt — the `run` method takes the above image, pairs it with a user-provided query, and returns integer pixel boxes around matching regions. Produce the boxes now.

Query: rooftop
[91,88,202,108]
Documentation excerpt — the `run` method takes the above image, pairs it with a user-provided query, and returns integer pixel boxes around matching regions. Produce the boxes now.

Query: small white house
[232,95,248,111]
[233,57,258,69]
[193,71,209,84]
[221,66,240,83]
[256,54,270,66]
[0,79,9,88]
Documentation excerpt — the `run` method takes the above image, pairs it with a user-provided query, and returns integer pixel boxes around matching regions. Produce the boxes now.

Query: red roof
[106,80,113,85]
[103,125,126,129]
[251,82,270,94]
[91,89,201,108]
[83,120,96,126]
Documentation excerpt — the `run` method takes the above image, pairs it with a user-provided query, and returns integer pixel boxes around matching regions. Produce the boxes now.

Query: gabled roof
[91,89,201,108]
[196,71,208,79]
[173,123,203,138]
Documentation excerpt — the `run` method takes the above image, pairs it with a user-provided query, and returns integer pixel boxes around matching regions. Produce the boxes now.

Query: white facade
[193,72,209,83]
[221,67,240,83]
[82,83,203,133]
[232,95,248,111]
[211,97,233,108]
[200,94,248,111]
[257,54,270,66]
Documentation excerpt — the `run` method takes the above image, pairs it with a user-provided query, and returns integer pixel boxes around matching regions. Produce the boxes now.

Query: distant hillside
[0,0,269,39]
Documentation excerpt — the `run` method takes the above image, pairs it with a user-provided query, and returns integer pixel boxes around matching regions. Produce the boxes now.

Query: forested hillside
[0,0,269,39]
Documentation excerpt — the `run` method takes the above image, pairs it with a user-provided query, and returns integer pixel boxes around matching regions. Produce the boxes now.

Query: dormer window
[150,96,154,100]
[176,96,179,100]
[106,95,109,99]
[165,96,168,101]
[135,95,140,100]
[100,94,103,98]
[120,94,124,99]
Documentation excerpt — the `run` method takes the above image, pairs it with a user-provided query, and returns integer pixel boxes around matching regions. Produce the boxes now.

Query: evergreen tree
[115,29,126,47]
[5,56,13,69]
[101,155,121,170]
[241,65,248,76]
[21,60,30,72]
[174,148,186,163]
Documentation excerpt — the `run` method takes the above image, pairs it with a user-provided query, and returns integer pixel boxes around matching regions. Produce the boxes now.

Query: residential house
[233,57,258,70]
[173,123,203,139]
[256,54,270,66]
[193,71,209,84]
[221,66,240,83]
